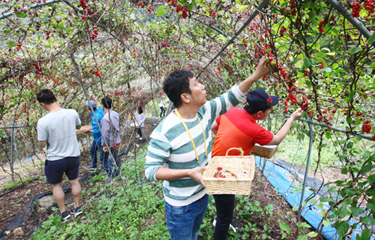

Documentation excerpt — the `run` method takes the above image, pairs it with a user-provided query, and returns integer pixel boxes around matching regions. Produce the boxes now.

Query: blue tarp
[256,156,373,240]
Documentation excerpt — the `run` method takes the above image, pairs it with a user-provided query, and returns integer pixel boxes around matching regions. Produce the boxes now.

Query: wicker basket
[129,122,140,128]
[203,148,255,195]
[251,144,278,158]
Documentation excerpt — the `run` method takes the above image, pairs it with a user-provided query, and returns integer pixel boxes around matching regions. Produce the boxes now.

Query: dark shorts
[45,156,80,184]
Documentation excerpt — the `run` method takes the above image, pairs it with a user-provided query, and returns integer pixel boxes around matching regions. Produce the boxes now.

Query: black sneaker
[84,166,97,171]
[71,206,83,217]
[58,210,71,221]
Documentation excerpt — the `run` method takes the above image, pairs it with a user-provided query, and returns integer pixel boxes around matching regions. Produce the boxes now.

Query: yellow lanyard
[175,110,207,166]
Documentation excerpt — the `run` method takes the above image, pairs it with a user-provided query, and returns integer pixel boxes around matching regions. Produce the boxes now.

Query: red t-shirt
[212,107,274,157]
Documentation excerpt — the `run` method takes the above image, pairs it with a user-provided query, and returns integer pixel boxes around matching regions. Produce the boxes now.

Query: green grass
[32,145,311,240]
[275,133,338,170]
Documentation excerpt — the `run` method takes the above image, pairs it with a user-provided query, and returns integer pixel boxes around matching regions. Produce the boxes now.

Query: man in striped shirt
[145,58,270,240]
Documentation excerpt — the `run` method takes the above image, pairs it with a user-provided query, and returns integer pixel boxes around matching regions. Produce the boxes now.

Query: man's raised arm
[238,57,271,93]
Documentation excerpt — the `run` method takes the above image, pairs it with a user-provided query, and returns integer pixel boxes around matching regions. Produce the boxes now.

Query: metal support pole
[326,0,373,41]
[282,115,375,141]
[0,125,36,129]
[260,157,267,182]
[10,120,15,183]
[0,0,62,20]
[197,0,271,79]
[298,122,313,220]
[194,18,236,42]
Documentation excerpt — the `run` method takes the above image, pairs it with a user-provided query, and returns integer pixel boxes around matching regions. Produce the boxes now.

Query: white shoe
[213,219,236,232]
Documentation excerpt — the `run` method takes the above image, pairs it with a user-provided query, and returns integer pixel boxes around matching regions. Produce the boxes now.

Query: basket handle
[226,147,244,157]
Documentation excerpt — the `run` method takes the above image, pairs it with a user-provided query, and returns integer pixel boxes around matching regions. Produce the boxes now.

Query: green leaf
[339,206,349,218]
[308,232,318,237]
[368,174,375,183]
[16,12,27,18]
[6,40,15,47]
[360,216,375,225]
[323,220,330,226]
[310,199,317,204]
[66,227,72,233]
[325,131,331,139]
[346,117,353,124]
[368,32,375,45]
[320,209,326,217]
[303,57,311,68]
[360,163,372,173]
[348,47,361,54]
[316,52,326,57]
[157,6,166,17]
[316,203,323,208]
[336,221,349,236]
[186,4,193,11]
[358,229,372,240]
[279,221,291,235]
[350,207,364,217]
[305,79,312,87]
[297,236,307,240]
[355,135,362,141]
[239,5,248,10]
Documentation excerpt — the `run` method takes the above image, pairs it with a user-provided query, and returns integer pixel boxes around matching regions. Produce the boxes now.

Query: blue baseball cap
[246,89,279,110]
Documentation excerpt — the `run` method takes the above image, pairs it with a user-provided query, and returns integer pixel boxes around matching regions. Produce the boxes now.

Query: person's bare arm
[268,108,303,145]
[211,121,219,135]
[155,166,209,187]
[238,57,271,93]
[76,124,82,130]
[38,141,46,148]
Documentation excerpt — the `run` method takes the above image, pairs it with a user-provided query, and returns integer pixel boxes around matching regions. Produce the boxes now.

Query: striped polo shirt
[145,85,245,206]
[212,107,274,157]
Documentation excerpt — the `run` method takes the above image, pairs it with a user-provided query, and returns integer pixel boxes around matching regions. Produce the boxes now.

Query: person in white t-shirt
[133,106,145,140]
[37,89,83,221]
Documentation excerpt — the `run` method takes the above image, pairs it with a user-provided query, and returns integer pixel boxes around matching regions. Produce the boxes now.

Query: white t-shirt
[134,112,145,128]
[159,99,165,107]
[37,109,81,160]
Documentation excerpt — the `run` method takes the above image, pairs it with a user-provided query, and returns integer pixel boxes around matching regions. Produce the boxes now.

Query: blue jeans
[89,140,103,168]
[160,106,165,117]
[164,194,209,240]
[102,147,120,177]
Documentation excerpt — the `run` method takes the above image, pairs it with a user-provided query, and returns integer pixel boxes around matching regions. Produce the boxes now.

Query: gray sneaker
[58,210,71,221]
[71,206,83,217]
[84,166,97,171]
